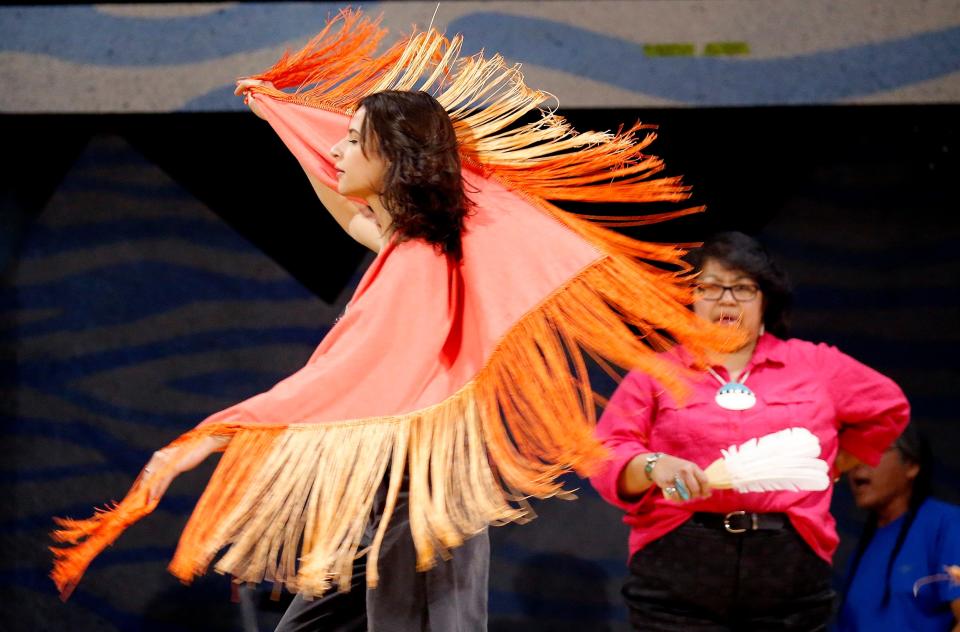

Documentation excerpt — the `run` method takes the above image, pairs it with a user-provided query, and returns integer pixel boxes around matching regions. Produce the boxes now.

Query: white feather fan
[703,427,830,493]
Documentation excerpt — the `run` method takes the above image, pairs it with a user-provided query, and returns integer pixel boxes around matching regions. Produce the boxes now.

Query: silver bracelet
[644,452,664,481]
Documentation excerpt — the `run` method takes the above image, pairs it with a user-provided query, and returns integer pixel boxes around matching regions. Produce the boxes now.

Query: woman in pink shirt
[591,231,910,631]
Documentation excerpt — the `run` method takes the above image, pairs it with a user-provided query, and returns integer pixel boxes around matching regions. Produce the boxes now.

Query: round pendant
[715,383,757,410]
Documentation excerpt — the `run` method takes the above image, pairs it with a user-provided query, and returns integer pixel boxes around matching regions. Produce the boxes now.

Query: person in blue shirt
[838,424,960,631]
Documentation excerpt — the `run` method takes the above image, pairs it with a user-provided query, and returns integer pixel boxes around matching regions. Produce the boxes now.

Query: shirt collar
[747,332,787,368]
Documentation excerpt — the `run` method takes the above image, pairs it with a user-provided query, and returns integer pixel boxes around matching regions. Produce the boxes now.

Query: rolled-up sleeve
[590,371,657,512]
[817,343,910,466]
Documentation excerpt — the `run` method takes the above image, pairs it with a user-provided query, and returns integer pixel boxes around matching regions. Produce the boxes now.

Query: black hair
[843,424,934,606]
[683,231,793,338]
[357,90,471,261]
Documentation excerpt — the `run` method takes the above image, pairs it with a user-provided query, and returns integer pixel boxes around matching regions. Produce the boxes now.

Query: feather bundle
[704,427,830,493]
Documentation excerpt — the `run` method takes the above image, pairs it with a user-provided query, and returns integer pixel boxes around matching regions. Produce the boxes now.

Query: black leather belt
[690,511,788,534]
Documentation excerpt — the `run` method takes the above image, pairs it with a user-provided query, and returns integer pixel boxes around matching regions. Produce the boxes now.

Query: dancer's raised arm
[236,78,381,252]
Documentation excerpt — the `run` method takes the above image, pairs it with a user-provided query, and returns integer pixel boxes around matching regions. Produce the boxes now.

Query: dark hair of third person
[684,231,793,338]
[357,90,472,261]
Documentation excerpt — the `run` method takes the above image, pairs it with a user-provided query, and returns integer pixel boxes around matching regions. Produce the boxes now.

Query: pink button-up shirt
[590,334,909,563]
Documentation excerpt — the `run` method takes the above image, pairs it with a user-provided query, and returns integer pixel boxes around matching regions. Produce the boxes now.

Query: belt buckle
[724,510,749,533]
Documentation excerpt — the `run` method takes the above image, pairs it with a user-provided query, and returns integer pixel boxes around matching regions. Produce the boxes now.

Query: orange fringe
[246,10,695,217]
[49,429,231,600]
[52,256,737,599]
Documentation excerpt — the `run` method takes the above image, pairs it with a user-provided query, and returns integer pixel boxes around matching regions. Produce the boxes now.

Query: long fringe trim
[246,9,695,215]
[50,252,739,600]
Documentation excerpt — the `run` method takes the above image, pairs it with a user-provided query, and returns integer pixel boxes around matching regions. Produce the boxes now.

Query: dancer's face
[692,258,764,344]
[330,107,387,201]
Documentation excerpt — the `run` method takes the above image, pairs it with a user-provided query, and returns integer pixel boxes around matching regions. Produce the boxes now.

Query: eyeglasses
[695,283,760,302]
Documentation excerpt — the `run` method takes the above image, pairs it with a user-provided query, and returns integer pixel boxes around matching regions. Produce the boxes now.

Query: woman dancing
[51,10,735,629]
[240,85,488,630]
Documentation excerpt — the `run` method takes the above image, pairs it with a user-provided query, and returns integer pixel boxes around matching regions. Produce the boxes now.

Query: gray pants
[275,484,490,632]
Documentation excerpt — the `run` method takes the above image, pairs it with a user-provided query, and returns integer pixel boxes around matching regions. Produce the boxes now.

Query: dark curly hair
[357,90,472,261]
[683,231,793,338]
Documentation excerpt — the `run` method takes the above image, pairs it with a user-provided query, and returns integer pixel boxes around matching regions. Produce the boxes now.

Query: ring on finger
[674,475,691,501]
[663,486,677,497]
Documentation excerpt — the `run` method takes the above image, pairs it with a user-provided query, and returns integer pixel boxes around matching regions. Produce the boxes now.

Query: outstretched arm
[236,78,382,252]
[142,434,231,503]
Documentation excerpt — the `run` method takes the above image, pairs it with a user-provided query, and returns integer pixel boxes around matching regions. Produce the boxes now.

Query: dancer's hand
[140,435,231,504]
[647,454,711,502]
[234,77,274,95]
[235,78,275,119]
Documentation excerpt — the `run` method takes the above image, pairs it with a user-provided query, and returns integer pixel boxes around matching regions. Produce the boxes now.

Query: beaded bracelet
[644,452,664,481]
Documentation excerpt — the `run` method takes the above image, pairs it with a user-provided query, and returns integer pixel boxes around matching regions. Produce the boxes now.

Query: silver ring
[663,486,677,496]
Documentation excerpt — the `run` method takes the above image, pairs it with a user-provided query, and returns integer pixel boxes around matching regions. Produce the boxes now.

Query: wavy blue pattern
[0,462,117,483]
[2,5,957,108]
[3,136,345,629]
[167,368,290,398]
[3,415,153,465]
[17,327,318,378]
[16,327,321,377]
[11,267,316,335]
[16,220,265,259]
[12,329,323,428]
[448,13,960,104]
[38,384,264,428]
[2,495,200,532]
[0,3,379,66]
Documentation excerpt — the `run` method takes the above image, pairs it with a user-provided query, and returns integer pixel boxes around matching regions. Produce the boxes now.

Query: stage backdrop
[1,2,959,631]
[1,0,959,112]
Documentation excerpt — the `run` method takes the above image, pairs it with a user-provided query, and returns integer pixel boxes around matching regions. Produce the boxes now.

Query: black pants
[623,518,835,631]
[274,484,489,632]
